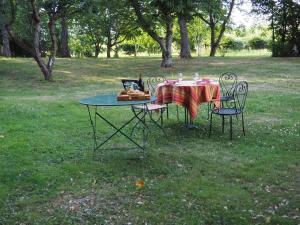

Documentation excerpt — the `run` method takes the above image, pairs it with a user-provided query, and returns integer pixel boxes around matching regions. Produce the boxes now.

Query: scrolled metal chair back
[146,76,166,95]
[233,81,248,111]
[219,72,238,98]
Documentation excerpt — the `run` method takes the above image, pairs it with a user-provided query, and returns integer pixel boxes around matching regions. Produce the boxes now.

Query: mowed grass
[0,56,299,225]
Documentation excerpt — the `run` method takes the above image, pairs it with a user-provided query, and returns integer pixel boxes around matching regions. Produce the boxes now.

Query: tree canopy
[0,0,298,80]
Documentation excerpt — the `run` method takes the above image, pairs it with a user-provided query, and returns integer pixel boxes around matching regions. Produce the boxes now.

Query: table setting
[156,73,221,127]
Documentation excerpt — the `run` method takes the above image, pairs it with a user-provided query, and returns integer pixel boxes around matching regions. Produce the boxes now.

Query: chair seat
[133,104,167,111]
[220,95,234,102]
[212,108,242,115]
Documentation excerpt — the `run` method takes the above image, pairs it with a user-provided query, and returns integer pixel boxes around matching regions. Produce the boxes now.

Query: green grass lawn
[0,56,299,224]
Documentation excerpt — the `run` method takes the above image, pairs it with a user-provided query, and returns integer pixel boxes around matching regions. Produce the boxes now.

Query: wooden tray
[117,90,151,101]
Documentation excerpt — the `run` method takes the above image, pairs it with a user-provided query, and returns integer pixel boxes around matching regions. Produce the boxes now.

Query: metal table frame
[80,95,160,151]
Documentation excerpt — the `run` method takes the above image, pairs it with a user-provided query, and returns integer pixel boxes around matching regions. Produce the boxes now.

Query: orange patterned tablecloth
[156,81,221,120]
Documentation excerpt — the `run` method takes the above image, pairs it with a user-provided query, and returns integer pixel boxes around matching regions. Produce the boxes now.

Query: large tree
[5,0,58,80]
[60,16,71,57]
[73,0,134,58]
[252,0,300,56]
[174,0,198,59]
[197,0,236,56]
[58,0,88,58]
[5,0,85,80]
[129,0,175,67]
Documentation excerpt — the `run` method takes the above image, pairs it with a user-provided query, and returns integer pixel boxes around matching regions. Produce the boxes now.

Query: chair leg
[176,105,179,121]
[242,112,245,136]
[230,116,233,140]
[161,109,163,126]
[207,102,210,120]
[222,115,225,133]
[209,112,213,138]
[166,104,169,119]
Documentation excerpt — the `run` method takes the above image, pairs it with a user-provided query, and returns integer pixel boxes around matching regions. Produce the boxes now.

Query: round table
[80,94,156,151]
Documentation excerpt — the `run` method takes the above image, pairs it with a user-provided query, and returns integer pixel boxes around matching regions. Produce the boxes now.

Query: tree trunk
[47,16,58,77]
[129,0,173,67]
[60,17,70,58]
[209,0,235,57]
[160,18,173,67]
[107,31,111,58]
[95,44,100,58]
[161,48,172,67]
[178,14,191,59]
[209,13,216,57]
[134,44,137,57]
[6,0,57,80]
[210,44,217,57]
[1,25,11,57]
[107,44,111,58]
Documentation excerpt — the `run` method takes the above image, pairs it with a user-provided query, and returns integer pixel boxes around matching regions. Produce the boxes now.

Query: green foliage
[222,37,244,50]
[187,17,210,54]
[120,44,136,55]
[251,0,300,56]
[248,37,268,49]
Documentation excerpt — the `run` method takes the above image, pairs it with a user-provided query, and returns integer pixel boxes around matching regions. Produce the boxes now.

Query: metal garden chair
[207,72,238,119]
[121,76,167,135]
[132,76,167,125]
[209,81,248,140]
[146,76,171,119]
[219,72,238,104]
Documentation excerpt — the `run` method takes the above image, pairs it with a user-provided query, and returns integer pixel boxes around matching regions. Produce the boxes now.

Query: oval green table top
[79,94,156,106]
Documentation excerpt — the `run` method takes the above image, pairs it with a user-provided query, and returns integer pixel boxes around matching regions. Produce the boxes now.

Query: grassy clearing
[0,56,299,224]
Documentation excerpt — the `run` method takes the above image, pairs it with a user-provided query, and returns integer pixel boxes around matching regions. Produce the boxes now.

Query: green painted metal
[80,94,156,106]
[80,94,157,152]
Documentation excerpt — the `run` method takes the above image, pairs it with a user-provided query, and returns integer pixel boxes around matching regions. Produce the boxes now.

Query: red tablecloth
[156,81,221,120]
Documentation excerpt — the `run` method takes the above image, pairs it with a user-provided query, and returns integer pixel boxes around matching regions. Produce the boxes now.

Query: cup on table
[178,73,183,82]
[193,72,199,81]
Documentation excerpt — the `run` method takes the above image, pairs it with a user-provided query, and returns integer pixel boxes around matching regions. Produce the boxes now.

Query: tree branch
[215,0,235,46]
[128,0,164,46]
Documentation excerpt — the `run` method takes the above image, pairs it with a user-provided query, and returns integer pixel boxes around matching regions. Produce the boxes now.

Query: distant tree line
[0,0,298,80]
[252,0,300,57]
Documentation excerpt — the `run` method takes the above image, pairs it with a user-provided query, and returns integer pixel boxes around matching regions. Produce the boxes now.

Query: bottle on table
[138,73,145,91]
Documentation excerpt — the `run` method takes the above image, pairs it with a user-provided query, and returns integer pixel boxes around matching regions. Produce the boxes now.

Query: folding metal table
[80,94,157,151]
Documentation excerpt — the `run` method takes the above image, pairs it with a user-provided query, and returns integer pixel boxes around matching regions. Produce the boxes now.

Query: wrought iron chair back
[219,72,238,99]
[223,81,248,110]
[146,76,166,96]
[232,81,248,111]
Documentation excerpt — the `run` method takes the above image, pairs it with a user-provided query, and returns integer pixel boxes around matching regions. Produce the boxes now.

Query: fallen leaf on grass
[135,180,145,188]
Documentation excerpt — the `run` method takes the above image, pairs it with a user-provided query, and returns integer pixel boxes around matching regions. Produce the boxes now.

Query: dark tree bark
[178,14,191,59]
[60,17,70,57]
[106,31,112,58]
[129,0,173,67]
[95,43,100,58]
[161,18,173,67]
[1,24,11,57]
[209,13,217,57]
[47,15,58,76]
